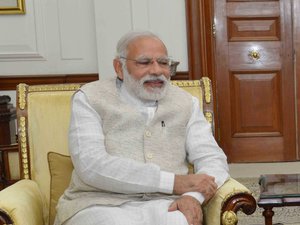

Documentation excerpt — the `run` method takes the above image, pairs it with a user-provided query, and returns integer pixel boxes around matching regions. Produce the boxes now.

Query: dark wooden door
[214,0,296,162]
[294,0,300,162]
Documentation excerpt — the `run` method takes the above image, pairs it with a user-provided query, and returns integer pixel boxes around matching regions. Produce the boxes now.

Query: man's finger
[168,201,178,212]
[194,208,203,225]
[183,209,193,225]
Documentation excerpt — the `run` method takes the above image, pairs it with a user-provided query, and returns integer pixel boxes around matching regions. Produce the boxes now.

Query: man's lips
[144,80,164,87]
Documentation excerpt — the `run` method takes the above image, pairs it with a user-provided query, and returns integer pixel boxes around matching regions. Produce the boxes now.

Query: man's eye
[136,59,151,65]
[157,59,170,65]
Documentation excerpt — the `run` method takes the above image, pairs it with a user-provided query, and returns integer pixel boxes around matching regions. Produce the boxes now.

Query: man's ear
[113,59,124,80]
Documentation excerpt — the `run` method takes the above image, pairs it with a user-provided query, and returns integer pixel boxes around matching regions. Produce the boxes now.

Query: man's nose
[148,60,164,75]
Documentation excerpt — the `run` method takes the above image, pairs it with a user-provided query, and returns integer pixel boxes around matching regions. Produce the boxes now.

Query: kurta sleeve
[184,96,230,203]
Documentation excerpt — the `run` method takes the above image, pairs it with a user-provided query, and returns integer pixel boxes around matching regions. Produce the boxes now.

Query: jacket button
[145,130,152,137]
[146,153,153,159]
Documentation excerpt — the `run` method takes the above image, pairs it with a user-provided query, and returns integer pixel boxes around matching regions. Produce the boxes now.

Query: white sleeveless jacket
[56,78,193,224]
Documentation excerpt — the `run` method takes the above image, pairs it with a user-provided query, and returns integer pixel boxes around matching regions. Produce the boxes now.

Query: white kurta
[60,81,229,225]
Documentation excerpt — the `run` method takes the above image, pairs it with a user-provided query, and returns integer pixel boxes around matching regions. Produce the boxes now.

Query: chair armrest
[203,177,256,225]
[0,179,45,225]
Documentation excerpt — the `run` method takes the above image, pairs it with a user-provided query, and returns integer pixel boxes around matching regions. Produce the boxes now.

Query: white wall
[0,0,188,77]
[0,0,188,105]
[94,0,188,77]
[0,0,98,75]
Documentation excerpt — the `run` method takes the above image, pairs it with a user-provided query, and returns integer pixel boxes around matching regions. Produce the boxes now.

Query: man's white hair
[115,30,167,58]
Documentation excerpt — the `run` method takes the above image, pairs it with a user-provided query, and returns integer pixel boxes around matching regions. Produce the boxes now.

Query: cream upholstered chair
[0,78,256,225]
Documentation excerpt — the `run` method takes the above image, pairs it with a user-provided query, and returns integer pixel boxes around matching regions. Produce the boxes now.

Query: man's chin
[144,86,164,93]
[139,87,168,101]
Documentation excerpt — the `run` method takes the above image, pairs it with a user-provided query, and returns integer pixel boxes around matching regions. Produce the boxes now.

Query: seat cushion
[47,152,73,225]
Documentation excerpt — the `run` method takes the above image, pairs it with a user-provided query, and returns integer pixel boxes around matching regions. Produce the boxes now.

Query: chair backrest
[16,83,80,225]
[15,78,214,225]
[171,78,214,133]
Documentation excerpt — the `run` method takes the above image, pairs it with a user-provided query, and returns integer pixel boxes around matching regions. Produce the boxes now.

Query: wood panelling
[0,74,98,91]
[231,136,285,162]
[0,72,189,91]
[228,17,280,41]
[230,71,282,137]
[228,42,281,70]
[172,72,189,80]
[227,0,278,2]
[185,0,221,138]
[294,0,300,159]
[214,0,296,162]
[226,2,280,17]
[185,0,215,80]
[186,0,299,162]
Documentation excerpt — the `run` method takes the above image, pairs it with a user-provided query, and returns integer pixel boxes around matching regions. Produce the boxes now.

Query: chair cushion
[47,152,73,225]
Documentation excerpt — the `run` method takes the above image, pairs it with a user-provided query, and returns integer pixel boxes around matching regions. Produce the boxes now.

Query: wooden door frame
[185,0,215,81]
[294,0,300,159]
[185,0,220,139]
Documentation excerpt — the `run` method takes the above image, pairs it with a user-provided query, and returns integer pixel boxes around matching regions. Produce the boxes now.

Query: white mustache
[140,75,168,84]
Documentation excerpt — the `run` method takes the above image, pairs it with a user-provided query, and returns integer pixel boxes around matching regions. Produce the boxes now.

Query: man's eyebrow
[136,55,169,59]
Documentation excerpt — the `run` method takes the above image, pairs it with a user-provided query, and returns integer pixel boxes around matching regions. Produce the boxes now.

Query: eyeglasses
[119,56,177,69]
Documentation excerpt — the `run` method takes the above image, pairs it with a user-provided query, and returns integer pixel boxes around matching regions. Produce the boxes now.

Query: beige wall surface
[229,161,300,178]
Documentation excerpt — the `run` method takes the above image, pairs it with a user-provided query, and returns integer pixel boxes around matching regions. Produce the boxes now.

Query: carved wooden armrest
[221,191,256,225]
[202,177,256,225]
[221,179,256,225]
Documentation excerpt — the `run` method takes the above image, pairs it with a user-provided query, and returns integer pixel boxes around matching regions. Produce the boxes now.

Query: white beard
[122,66,170,102]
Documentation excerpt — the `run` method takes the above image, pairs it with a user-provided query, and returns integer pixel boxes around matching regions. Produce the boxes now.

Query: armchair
[0,78,256,225]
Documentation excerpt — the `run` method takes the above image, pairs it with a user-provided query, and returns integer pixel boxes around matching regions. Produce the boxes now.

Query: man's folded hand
[173,174,217,201]
[168,195,203,225]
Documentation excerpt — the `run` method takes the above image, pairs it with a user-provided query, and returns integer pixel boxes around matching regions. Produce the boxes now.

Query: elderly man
[54,30,229,225]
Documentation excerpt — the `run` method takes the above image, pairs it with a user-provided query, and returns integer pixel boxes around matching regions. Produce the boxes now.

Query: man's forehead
[127,37,168,56]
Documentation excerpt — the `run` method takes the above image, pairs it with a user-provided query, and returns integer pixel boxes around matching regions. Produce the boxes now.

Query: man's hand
[168,195,203,225]
[173,174,217,201]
